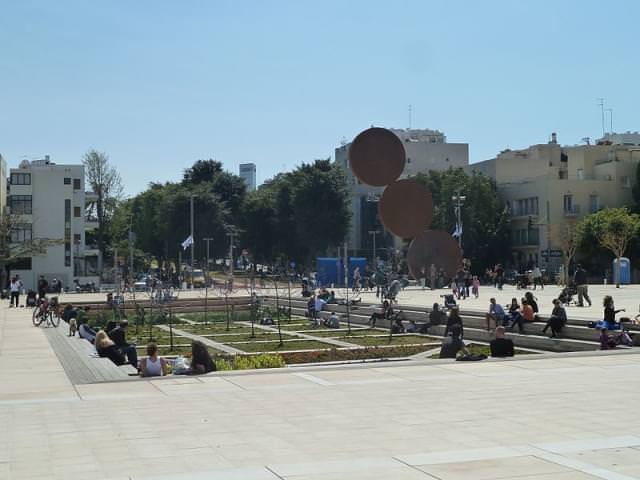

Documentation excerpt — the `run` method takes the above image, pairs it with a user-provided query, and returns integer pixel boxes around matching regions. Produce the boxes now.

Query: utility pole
[451,192,466,248]
[203,238,213,269]
[227,230,235,283]
[368,230,379,266]
[190,195,195,275]
[128,214,134,278]
[606,108,613,134]
[343,240,348,287]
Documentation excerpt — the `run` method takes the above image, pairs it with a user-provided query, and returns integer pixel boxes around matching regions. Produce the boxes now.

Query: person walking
[429,264,437,290]
[532,266,543,290]
[573,264,591,307]
[9,276,21,308]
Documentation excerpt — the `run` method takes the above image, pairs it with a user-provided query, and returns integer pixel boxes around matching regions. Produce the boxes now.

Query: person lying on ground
[94,330,126,366]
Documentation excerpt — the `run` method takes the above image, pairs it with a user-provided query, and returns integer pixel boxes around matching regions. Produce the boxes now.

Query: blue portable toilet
[613,257,631,284]
[316,257,342,287]
[348,257,367,287]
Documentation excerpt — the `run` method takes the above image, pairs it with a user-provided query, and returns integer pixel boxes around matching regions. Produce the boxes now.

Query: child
[472,275,480,298]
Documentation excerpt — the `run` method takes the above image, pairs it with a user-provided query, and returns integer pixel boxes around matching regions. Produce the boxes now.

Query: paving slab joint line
[264,466,286,479]
[391,456,442,480]
[530,449,638,480]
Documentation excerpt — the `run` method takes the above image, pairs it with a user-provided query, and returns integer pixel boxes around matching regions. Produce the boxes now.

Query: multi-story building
[468,132,640,271]
[7,156,100,290]
[239,163,257,191]
[336,128,469,255]
[0,154,6,213]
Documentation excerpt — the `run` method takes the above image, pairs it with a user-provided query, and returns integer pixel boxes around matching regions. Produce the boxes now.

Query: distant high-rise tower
[239,163,257,191]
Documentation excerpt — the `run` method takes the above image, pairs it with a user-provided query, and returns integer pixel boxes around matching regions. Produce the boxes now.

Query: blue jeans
[118,344,138,367]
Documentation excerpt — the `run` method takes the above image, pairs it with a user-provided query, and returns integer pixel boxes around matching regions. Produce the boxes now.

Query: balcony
[85,215,99,229]
[564,205,581,217]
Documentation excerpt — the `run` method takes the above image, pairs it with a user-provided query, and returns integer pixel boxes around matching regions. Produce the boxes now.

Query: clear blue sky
[1,0,638,195]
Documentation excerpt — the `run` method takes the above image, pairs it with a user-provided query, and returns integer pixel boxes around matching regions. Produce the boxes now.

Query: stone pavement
[2,305,640,479]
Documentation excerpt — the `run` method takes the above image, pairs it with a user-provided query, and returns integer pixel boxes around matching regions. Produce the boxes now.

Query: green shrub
[215,358,234,371]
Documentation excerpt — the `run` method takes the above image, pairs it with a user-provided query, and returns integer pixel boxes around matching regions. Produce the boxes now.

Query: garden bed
[280,345,438,364]
[228,339,337,353]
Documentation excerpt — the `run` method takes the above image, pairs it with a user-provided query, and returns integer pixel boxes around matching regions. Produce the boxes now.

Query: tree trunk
[97,196,104,274]
[616,254,621,288]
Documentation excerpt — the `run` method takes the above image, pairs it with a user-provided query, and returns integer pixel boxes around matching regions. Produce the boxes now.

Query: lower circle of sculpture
[407,230,463,281]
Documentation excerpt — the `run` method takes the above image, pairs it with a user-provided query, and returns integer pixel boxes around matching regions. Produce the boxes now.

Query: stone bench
[44,324,138,384]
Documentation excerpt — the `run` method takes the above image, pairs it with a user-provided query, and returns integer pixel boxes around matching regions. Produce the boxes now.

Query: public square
[2,286,640,480]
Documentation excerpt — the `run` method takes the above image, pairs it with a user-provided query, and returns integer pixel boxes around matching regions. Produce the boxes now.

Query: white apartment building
[8,157,100,290]
[468,132,640,271]
[335,128,469,255]
[239,163,257,191]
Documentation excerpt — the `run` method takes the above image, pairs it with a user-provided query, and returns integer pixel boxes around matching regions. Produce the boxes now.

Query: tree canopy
[414,168,510,273]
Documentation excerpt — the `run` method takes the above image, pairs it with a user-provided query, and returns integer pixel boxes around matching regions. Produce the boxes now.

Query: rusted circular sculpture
[378,179,433,238]
[349,127,405,186]
[407,230,463,281]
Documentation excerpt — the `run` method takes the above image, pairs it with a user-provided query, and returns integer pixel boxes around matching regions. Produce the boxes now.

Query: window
[73,178,81,190]
[621,176,631,189]
[74,233,81,245]
[512,197,539,216]
[10,223,32,243]
[74,206,81,217]
[577,168,584,180]
[9,195,32,214]
[10,173,31,185]
[589,194,599,213]
[65,199,71,266]
[64,177,71,185]
[563,194,573,213]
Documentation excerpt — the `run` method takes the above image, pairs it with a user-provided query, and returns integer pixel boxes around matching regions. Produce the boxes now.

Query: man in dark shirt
[37,275,49,299]
[490,326,514,357]
[573,264,592,307]
[108,320,138,367]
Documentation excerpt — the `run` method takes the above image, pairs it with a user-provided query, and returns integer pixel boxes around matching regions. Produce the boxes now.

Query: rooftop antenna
[606,108,613,134]
[597,98,605,137]
[581,137,591,145]
[408,104,412,130]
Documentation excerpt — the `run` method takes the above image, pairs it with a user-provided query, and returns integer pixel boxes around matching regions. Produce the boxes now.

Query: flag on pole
[452,224,463,238]
[181,235,194,250]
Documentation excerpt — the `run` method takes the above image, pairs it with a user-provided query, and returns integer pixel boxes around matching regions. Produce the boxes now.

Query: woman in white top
[139,342,167,377]
[9,276,21,308]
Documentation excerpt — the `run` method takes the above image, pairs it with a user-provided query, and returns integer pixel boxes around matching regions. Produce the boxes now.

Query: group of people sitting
[61,303,216,377]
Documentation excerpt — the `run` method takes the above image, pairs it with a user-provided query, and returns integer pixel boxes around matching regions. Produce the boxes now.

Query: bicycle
[32,297,60,327]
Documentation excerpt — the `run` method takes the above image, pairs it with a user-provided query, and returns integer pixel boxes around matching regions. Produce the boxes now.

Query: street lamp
[451,192,466,248]
[368,230,380,266]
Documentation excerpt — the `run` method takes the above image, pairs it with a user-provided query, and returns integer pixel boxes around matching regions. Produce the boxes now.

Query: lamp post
[368,230,380,266]
[451,192,466,248]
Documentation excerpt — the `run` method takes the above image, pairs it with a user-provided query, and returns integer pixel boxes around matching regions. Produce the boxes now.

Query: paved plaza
[2,293,640,479]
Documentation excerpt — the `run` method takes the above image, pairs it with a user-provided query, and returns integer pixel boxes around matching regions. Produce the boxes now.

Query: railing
[564,205,580,216]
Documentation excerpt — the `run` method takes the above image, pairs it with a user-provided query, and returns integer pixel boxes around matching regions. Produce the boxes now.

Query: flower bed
[228,339,337,353]
[279,345,438,364]
[344,335,441,347]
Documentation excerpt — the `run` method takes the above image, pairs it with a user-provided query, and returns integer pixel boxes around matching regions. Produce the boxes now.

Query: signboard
[541,249,563,258]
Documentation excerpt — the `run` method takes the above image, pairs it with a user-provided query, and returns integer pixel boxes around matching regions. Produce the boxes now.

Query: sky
[1,0,639,195]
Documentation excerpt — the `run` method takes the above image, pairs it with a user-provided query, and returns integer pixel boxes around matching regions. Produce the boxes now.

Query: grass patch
[176,323,256,335]
[300,328,386,337]
[180,311,252,323]
[228,339,337,352]
[429,343,537,359]
[208,332,291,343]
[279,345,437,364]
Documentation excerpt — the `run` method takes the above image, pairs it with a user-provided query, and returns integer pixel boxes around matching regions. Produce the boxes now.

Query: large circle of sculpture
[348,127,405,186]
[378,179,433,238]
[407,230,463,281]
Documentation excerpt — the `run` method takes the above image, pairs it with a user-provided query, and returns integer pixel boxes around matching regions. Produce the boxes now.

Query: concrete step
[267,302,600,353]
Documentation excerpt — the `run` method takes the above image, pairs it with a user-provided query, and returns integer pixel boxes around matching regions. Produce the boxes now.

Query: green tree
[240,160,351,267]
[83,150,124,271]
[578,208,640,287]
[414,168,510,273]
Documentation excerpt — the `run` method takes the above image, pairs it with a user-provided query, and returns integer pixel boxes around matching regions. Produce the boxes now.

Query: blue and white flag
[181,235,194,250]
[452,224,462,238]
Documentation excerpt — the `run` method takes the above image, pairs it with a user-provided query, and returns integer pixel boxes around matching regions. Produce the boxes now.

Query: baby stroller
[558,285,577,306]
[440,294,457,311]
